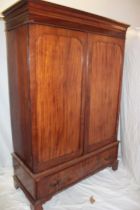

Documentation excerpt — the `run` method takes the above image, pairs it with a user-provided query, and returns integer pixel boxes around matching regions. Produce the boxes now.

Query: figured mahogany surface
[3,0,129,210]
[29,25,87,171]
[85,35,124,152]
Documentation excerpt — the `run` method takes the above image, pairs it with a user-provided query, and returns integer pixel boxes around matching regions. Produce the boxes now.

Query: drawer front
[37,146,117,199]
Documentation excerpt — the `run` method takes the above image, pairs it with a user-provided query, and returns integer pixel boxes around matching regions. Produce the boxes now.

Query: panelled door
[85,34,124,153]
[29,25,87,172]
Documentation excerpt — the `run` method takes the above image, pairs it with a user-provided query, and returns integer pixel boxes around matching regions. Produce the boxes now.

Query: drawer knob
[49,180,61,187]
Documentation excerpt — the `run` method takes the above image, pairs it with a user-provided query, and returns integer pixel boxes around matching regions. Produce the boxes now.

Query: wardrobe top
[3,0,129,38]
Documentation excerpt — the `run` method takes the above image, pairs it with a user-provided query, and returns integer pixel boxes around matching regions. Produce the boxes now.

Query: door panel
[85,34,124,152]
[30,25,87,171]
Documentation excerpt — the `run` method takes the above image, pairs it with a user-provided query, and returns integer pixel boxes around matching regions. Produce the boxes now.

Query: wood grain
[3,0,129,38]
[12,142,118,201]
[38,146,117,199]
[4,1,128,209]
[29,25,87,171]
[6,25,33,168]
[85,35,124,152]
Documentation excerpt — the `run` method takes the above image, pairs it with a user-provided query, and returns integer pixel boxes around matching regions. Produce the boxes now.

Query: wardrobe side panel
[6,25,32,168]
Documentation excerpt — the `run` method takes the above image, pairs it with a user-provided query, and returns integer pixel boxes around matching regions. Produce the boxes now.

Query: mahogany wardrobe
[3,0,129,209]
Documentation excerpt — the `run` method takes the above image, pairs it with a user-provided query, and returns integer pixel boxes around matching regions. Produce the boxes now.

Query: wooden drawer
[37,146,117,199]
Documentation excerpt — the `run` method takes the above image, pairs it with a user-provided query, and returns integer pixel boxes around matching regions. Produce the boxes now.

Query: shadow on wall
[120,27,140,185]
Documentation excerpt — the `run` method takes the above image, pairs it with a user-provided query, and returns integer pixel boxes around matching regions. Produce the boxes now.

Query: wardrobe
[3,0,129,209]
